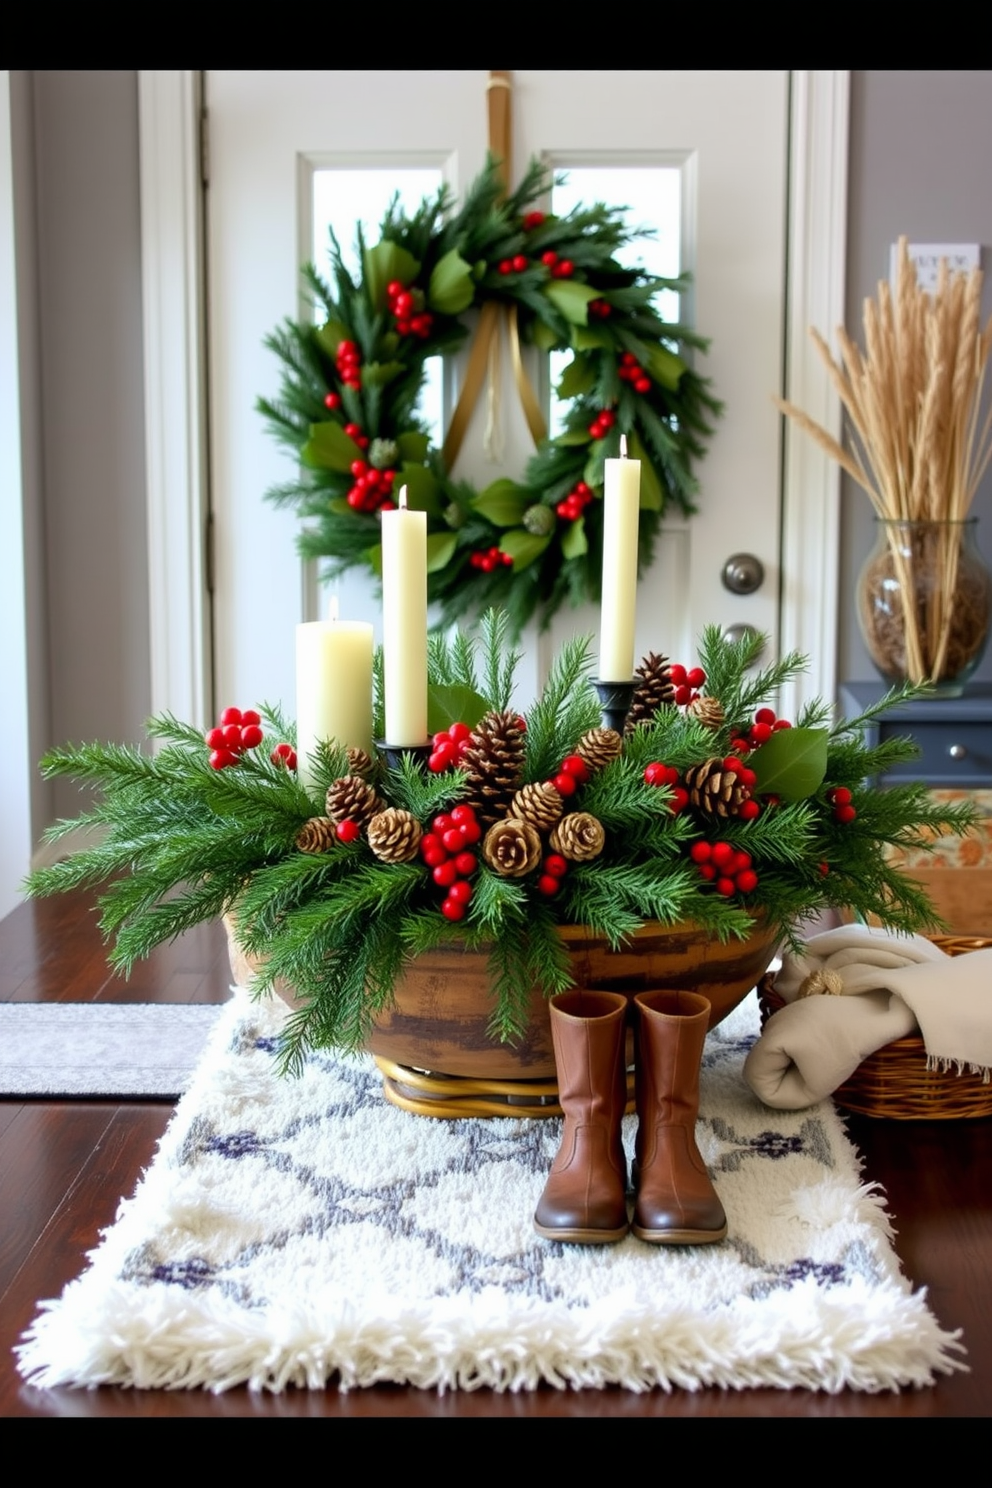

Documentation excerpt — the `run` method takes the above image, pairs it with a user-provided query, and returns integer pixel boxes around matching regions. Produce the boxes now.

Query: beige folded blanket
[744,925,992,1110]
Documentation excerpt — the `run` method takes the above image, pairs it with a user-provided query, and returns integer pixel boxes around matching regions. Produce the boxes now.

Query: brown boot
[534,990,630,1244]
[631,990,727,1245]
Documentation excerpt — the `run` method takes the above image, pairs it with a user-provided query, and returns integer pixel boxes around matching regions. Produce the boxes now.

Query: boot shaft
[633,989,710,1130]
[550,989,629,1122]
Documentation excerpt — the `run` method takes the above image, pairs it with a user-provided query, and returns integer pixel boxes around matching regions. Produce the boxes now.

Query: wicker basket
[757,934,992,1121]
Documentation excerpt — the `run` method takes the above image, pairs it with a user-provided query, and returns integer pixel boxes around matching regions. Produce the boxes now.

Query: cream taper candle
[599,435,642,680]
[381,486,428,745]
[295,598,374,794]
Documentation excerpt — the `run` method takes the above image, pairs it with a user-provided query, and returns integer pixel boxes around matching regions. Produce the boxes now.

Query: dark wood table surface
[2,888,990,1418]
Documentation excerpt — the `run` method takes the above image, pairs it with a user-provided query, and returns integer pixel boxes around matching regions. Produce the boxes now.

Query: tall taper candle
[296,597,374,794]
[599,434,642,680]
[381,485,428,745]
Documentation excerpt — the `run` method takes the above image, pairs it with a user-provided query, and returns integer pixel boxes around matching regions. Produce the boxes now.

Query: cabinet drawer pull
[948,743,968,760]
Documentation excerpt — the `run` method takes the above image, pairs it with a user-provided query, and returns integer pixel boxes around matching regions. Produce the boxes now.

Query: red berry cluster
[827,785,857,823]
[498,253,529,275]
[270,741,298,772]
[541,250,574,278]
[643,761,689,814]
[420,804,482,920]
[386,280,433,339]
[346,459,397,513]
[588,298,613,319]
[428,722,474,774]
[668,664,706,707]
[469,545,513,574]
[550,753,590,799]
[720,755,761,819]
[619,351,652,396]
[689,840,759,896]
[522,211,545,231]
[588,407,616,441]
[204,707,263,770]
[556,480,594,522]
[336,340,362,391]
[536,853,569,898]
[344,421,369,451]
[324,391,341,410]
[729,706,792,754]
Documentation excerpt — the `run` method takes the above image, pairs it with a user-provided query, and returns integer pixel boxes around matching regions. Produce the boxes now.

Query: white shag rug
[16,987,965,1395]
[0,1003,227,1097]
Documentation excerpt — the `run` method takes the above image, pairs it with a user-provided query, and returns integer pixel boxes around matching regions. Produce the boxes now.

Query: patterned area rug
[16,988,965,1394]
[0,1003,226,1097]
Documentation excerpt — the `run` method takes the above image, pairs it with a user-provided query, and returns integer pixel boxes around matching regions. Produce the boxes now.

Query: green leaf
[362,360,405,389]
[427,682,489,735]
[302,421,362,471]
[644,342,686,392]
[570,325,613,351]
[553,429,593,448]
[556,354,596,400]
[367,543,383,577]
[364,240,420,312]
[428,249,476,315]
[426,532,458,573]
[750,727,829,802]
[329,498,354,515]
[499,528,553,572]
[530,321,559,353]
[314,319,352,358]
[398,462,441,514]
[583,439,608,491]
[397,431,431,463]
[628,430,663,512]
[559,515,588,560]
[544,280,600,325]
[472,479,530,527]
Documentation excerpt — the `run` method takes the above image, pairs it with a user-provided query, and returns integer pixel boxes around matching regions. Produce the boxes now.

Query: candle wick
[398,484,409,510]
[619,434,628,459]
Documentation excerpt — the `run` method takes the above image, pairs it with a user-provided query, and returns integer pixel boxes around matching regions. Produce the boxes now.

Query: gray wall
[840,70,992,685]
[18,70,992,844]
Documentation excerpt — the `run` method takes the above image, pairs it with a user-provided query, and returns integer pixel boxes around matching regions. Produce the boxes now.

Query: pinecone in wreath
[367,808,422,864]
[688,696,725,732]
[548,811,605,862]
[683,758,750,818]
[624,653,676,735]
[508,781,564,833]
[575,727,623,774]
[482,818,542,878]
[295,817,339,854]
[325,774,382,826]
[460,710,526,827]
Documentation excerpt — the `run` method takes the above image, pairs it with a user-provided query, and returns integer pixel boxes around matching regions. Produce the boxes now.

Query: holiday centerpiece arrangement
[27,612,975,1079]
[258,156,720,634]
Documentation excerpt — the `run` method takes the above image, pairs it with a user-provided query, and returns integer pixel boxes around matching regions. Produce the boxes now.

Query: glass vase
[857,517,991,697]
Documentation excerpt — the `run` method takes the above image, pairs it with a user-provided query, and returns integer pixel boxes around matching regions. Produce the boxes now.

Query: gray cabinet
[838,683,992,789]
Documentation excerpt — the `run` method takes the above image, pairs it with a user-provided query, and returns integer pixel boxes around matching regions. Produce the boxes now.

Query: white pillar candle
[295,599,374,794]
[381,486,428,745]
[599,436,642,680]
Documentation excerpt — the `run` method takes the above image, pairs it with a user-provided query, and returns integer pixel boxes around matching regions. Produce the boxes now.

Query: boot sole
[631,1222,727,1245]
[534,1221,630,1244]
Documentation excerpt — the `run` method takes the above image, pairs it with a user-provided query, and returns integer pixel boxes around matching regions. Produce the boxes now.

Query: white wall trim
[138,70,210,730]
[779,70,850,721]
[139,71,849,727]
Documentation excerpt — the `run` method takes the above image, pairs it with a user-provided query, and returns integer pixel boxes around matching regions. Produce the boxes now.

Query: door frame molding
[138,70,848,721]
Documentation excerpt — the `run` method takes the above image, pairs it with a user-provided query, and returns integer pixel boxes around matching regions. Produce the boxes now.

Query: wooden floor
[2,887,990,1418]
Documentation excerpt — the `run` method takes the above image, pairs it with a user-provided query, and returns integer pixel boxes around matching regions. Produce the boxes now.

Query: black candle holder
[375,739,433,774]
[593,679,636,735]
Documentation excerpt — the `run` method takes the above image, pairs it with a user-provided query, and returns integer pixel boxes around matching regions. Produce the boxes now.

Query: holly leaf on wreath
[315,319,353,358]
[302,421,362,472]
[749,727,829,802]
[556,354,596,400]
[583,439,608,491]
[363,240,421,312]
[499,529,553,571]
[362,360,406,389]
[428,249,476,316]
[544,280,600,325]
[426,532,458,573]
[554,429,594,448]
[399,463,441,515]
[570,325,614,352]
[472,480,530,527]
[644,342,686,392]
[397,431,430,463]
[427,682,490,735]
[559,515,588,560]
[628,431,664,512]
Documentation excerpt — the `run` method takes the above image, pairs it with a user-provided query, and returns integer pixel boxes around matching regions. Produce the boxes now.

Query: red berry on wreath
[448,878,473,906]
[433,860,459,888]
[560,754,590,784]
[541,250,558,268]
[512,254,527,272]
[755,707,776,725]
[668,787,689,813]
[829,786,853,805]
[205,727,225,749]
[454,851,478,877]
[523,211,545,230]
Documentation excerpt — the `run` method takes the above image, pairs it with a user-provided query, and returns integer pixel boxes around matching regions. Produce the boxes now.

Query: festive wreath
[258,158,722,634]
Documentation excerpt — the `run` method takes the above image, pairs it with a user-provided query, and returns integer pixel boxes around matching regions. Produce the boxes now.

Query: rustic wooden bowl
[224,915,781,1084]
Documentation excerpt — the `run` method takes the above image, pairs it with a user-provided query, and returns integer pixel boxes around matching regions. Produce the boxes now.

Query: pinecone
[482,818,542,878]
[683,758,749,818]
[688,696,725,732]
[345,746,375,779]
[367,808,422,864]
[575,727,623,773]
[295,817,338,854]
[624,652,676,735]
[508,781,564,833]
[549,811,605,862]
[459,710,526,827]
[325,774,382,826]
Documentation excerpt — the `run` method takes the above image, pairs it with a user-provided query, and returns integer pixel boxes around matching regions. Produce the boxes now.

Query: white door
[204,70,789,719]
